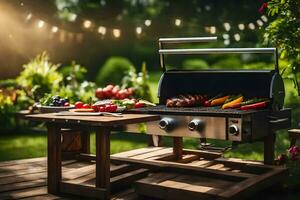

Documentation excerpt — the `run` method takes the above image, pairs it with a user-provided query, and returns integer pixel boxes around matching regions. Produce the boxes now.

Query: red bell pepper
[240,101,268,111]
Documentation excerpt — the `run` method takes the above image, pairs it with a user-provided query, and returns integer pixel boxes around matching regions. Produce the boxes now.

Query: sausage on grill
[166,94,207,107]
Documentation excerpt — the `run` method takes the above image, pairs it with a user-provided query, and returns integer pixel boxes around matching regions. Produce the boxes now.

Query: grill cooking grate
[127,105,267,116]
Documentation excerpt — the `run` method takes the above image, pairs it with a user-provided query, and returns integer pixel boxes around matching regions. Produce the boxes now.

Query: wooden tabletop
[26,113,160,127]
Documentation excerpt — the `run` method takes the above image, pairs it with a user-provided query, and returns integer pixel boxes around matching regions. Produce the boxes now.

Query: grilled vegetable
[222,96,244,109]
[224,94,242,104]
[240,98,269,106]
[204,94,223,107]
[240,101,268,110]
[210,96,229,106]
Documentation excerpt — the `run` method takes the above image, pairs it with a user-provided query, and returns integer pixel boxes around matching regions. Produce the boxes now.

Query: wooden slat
[0,157,46,167]
[0,186,48,199]
[0,179,46,193]
[60,182,107,199]
[219,167,288,199]
[130,148,173,160]
[112,147,165,158]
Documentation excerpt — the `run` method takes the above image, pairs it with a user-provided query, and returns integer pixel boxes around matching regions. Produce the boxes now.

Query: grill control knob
[229,125,239,136]
[188,119,205,132]
[159,118,176,131]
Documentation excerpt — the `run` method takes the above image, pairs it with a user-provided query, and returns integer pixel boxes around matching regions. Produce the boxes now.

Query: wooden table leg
[81,130,90,154]
[47,123,62,194]
[96,127,111,199]
[264,132,275,165]
[173,137,183,160]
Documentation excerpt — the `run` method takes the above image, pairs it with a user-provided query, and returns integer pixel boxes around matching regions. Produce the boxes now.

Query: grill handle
[158,37,279,72]
[159,37,218,72]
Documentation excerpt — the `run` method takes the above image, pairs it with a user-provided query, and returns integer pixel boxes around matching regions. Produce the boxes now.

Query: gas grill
[126,37,291,164]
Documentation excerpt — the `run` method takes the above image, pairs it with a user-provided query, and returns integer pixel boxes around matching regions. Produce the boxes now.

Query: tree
[264,0,300,94]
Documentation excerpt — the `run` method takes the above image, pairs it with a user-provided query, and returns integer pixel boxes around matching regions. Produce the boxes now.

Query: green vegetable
[240,98,269,106]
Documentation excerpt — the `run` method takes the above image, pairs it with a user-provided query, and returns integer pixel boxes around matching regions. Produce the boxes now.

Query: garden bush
[96,57,135,86]
[211,56,242,69]
[182,59,209,70]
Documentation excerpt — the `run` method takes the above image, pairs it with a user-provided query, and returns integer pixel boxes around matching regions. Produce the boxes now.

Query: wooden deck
[0,157,142,200]
[0,154,297,200]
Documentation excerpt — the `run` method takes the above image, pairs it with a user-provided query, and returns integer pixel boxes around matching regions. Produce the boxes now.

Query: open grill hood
[157,69,285,110]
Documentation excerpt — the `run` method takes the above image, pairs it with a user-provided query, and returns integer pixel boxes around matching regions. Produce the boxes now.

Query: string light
[234,33,240,41]
[222,33,229,40]
[175,18,182,26]
[261,15,268,22]
[256,19,263,26]
[69,13,77,22]
[98,26,107,35]
[248,23,255,30]
[144,19,151,27]
[224,39,230,46]
[83,20,92,29]
[136,27,142,35]
[25,13,32,22]
[223,22,231,31]
[238,24,245,30]
[51,26,58,33]
[112,29,121,38]
[37,20,45,28]
[210,26,216,34]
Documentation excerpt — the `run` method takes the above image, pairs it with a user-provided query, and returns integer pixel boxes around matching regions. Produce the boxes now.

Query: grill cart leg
[173,137,183,160]
[264,132,276,165]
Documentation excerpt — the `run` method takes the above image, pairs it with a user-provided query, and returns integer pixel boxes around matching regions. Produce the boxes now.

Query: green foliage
[242,62,273,70]
[122,62,153,102]
[16,52,63,101]
[211,56,241,69]
[182,59,209,70]
[96,57,134,86]
[264,0,300,94]
[60,61,87,84]
[0,93,16,128]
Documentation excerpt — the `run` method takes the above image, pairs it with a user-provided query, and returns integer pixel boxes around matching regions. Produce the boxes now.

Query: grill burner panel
[128,105,267,117]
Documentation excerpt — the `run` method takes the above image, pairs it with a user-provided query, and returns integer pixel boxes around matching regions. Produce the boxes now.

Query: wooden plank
[63,164,95,180]
[130,148,173,160]
[0,186,48,199]
[182,149,222,160]
[47,123,62,194]
[26,113,160,127]
[177,154,200,163]
[21,194,63,200]
[220,167,288,199]
[111,156,252,181]
[0,179,46,193]
[96,127,111,199]
[111,188,139,200]
[0,157,46,167]
[264,132,275,165]
[112,147,165,158]
[60,182,107,199]
[0,172,46,185]
[173,137,183,160]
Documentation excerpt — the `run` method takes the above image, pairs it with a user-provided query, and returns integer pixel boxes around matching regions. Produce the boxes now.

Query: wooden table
[26,113,160,200]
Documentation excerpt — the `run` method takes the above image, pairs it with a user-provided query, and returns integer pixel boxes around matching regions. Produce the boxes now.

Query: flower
[277,154,288,165]
[258,3,268,14]
[288,146,300,157]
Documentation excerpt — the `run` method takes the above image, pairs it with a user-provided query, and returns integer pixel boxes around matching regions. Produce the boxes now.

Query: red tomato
[92,105,98,112]
[64,102,70,107]
[127,87,134,95]
[102,88,112,98]
[95,88,104,99]
[110,104,117,112]
[98,106,106,112]
[82,104,91,109]
[75,101,84,109]
[105,104,112,112]
[106,84,114,90]
[135,102,145,108]
[112,86,120,96]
